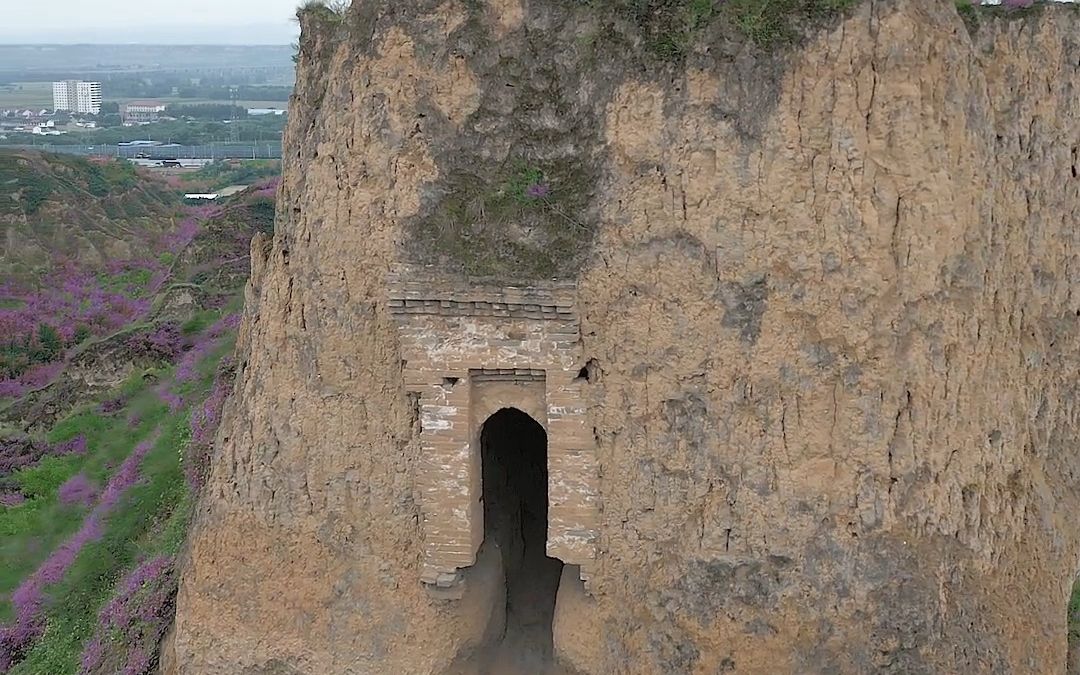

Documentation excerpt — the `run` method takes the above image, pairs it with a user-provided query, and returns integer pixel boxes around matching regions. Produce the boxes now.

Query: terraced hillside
[0,156,276,674]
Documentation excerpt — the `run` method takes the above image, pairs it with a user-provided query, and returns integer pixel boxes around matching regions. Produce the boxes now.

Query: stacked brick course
[388,270,598,589]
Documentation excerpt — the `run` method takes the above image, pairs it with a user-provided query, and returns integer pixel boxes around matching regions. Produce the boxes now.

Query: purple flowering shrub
[99,395,128,415]
[0,260,160,399]
[251,176,281,199]
[101,260,169,299]
[125,323,184,362]
[0,435,87,476]
[0,438,154,670]
[78,556,175,675]
[506,165,549,204]
[175,314,239,383]
[0,490,25,507]
[524,182,551,199]
[0,517,103,669]
[0,262,150,346]
[0,361,64,399]
[161,205,221,254]
[153,382,183,413]
[0,199,232,401]
[58,474,98,507]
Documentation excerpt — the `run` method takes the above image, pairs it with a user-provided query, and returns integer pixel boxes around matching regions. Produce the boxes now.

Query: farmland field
[0,82,52,109]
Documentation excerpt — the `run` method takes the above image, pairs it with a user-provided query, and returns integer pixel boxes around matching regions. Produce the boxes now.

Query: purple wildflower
[190,374,231,447]
[185,358,236,490]
[79,556,175,675]
[0,492,25,507]
[174,313,239,383]
[524,182,551,199]
[154,383,183,412]
[0,436,155,670]
[0,435,86,475]
[123,649,150,675]
[126,323,184,362]
[80,637,104,673]
[99,396,127,414]
[58,474,97,507]
[98,440,154,510]
[251,177,280,198]
[55,435,88,457]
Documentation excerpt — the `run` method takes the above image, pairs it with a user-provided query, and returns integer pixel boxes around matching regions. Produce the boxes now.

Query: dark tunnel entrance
[478,407,565,673]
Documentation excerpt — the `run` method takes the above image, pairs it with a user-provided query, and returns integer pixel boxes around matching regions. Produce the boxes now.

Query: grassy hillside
[0,151,181,279]
[0,162,276,673]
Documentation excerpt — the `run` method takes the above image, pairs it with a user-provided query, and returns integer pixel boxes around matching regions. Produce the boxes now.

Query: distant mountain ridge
[0,23,299,47]
[0,44,296,78]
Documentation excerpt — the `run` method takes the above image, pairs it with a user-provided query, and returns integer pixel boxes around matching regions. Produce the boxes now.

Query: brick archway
[388,270,599,592]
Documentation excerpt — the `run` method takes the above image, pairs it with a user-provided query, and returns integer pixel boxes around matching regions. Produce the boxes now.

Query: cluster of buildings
[48,82,165,123]
[47,82,165,125]
[0,109,96,137]
[0,82,289,141]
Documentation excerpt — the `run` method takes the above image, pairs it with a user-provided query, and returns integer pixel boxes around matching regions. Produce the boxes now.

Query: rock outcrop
[172,1,1080,673]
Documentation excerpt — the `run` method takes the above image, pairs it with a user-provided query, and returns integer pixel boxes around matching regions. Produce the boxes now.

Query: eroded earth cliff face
[171,1,1080,673]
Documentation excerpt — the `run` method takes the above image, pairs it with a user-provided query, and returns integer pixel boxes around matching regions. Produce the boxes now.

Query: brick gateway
[387,270,599,593]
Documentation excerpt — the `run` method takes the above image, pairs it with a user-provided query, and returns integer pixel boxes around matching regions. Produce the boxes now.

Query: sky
[1,0,303,44]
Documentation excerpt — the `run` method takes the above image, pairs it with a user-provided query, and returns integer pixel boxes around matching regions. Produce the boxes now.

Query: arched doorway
[478,407,565,672]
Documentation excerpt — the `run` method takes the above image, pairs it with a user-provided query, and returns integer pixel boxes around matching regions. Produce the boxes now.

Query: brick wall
[388,270,599,589]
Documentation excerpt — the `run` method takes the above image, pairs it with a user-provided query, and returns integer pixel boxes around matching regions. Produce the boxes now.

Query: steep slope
[173,1,1079,674]
[0,151,180,278]
[0,179,274,674]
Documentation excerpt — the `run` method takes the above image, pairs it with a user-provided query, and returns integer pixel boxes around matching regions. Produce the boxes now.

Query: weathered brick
[389,274,598,584]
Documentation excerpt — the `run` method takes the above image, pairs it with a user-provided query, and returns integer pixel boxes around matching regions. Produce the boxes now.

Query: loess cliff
[171,1,1080,673]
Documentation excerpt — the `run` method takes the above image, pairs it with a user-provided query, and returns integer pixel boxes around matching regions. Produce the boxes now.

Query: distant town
[1,80,285,135]
[0,44,293,161]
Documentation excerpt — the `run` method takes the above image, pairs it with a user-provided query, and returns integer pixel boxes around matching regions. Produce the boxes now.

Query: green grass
[0,393,169,624]
[1,320,231,671]
[180,160,280,192]
[180,309,222,336]
[99,268,154,298]
[589,0,861,54]
[721,0,859,46]
[416,155,595,280]
[10,413,190,675]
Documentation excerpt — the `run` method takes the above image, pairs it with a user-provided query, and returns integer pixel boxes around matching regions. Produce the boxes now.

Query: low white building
[122,101,167,124]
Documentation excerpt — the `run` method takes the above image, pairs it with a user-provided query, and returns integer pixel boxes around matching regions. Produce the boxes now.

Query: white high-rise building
[52,81,102,115]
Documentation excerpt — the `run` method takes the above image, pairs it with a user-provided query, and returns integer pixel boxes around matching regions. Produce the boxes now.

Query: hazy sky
[2,0,303,44]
